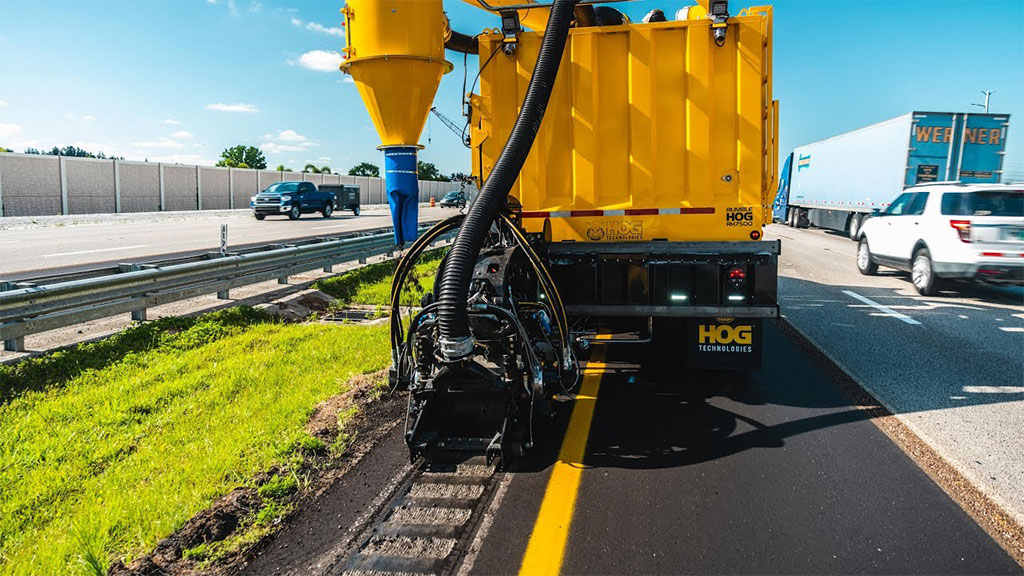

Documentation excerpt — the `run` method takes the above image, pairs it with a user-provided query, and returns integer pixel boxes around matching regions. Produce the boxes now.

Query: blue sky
[0,1,1021,179]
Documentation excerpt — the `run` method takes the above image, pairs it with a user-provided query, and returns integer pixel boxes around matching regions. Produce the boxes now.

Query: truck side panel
[471,11,776,243]
[789,114,912,214]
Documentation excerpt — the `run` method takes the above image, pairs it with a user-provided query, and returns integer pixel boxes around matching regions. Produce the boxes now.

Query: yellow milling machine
[341,0,779,463]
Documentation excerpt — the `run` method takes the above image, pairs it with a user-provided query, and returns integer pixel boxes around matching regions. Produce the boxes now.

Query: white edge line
[42,244,149,258]
[842,289,922,325]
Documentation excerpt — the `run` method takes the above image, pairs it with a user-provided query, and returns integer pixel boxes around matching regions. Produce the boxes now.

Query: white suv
[856,183,1024,295]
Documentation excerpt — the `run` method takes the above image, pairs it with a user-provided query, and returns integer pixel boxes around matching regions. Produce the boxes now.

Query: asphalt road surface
[0,206,458,278]
[766,223,1024,527]
[250,320,1019,575]
[240,222,1022,575]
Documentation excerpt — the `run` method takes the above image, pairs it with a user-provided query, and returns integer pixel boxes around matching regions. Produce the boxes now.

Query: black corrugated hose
[435,0,577,356]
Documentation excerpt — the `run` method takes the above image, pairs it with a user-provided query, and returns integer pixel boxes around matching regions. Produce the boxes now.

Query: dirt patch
[255,290,336,323]
[108,369,404,576]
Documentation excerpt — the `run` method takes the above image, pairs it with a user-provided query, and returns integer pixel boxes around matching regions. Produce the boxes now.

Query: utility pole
[971,90,994,113]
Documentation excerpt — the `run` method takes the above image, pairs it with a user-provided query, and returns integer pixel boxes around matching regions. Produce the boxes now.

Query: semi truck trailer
[773,111,1011,239]
[342,0,779,462]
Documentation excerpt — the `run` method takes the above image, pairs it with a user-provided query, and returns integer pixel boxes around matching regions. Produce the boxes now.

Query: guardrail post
[278,275,289,285]
[3,336,24,353]
[322,262,333,273]
[131,309,147,322]
[217,289,230,300]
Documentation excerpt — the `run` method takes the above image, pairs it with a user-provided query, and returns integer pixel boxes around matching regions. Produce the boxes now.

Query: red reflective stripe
[520,211,551,218]
[982,252,1004,257]
[569,209,605,217]
[680,207,716,214]
[624,208,659,216]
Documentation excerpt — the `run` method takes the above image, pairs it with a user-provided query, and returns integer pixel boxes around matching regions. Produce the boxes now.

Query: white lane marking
[998,327,1024,333]
[42,244,148,258]
[842,290,922,325]
[962,385,1024,394]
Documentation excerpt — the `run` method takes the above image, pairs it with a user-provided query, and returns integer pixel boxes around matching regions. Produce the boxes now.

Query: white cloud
[82,115,96,122]
[277,129,307,143]
[296,50,343,72]
[249,1,262,13]
[290,17,344,37]
[0,123,23,142]
[318,156,331,162]
[163,119,182,126]
[170,130,193,140]
[0,100,8,108]
[343,76,354,84]
[74,141,115,153]
[260,129,318,156]
[64,112,75,120]
[133,137,185,150]
[305,21,344,37]
[206,102,259,113]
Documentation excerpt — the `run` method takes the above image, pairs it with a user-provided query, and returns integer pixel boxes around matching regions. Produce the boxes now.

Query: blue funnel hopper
[384,146,419,246]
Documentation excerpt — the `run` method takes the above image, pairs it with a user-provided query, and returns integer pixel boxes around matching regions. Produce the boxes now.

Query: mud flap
[687,318,763,370]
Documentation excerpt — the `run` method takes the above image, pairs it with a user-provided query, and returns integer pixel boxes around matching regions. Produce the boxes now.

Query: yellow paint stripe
[518,338,609,576]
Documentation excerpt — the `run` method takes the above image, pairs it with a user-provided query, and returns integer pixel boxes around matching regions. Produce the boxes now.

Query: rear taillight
[728,267,746,281]
[949,219,971,243]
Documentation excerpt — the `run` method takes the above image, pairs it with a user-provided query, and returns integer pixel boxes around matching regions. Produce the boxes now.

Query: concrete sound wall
[199,167,230,210]
[0,154,61,217]
[65,157,117,214]
[118,161,161,213]
[0,151,469,217]
[231,169,258,209]
[162,165,198,211]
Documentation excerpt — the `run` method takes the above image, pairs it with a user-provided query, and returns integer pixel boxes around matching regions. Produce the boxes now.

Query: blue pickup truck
[251,181,336,220]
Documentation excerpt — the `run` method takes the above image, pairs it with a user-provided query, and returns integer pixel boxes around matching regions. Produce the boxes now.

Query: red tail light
[728,267,746,281]
[949,219,971,243]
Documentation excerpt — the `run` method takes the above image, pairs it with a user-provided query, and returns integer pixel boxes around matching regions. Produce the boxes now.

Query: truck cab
[251,181,336,220]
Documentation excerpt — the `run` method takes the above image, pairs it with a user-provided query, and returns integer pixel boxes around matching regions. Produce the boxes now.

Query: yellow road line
[518,341,608,576]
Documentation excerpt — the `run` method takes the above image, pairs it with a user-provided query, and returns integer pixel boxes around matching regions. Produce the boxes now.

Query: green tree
[216,145,267,169]
[275,164,286,171]
[0,147,9,153]
[303,164,319,174]
[348,162,380,178]
[319,166,332,174]
[417,161,448,182]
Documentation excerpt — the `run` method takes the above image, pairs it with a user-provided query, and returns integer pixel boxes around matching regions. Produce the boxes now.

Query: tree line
[1,143,469,183]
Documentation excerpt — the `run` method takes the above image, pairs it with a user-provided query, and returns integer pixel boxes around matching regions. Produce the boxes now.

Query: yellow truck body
[470,8,778,243]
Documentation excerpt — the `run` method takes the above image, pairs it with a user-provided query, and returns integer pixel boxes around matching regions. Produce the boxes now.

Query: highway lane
[0,206,459,278]
[241,224,1022,574]
[766,224,1024,527]
[466,323,1019,574]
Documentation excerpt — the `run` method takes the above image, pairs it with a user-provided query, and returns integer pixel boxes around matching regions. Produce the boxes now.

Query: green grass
[0,311,391,575]
[314,248,445,309]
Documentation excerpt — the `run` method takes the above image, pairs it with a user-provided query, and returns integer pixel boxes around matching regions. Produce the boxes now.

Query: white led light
[727,294,745,302]
[670,293,689,302]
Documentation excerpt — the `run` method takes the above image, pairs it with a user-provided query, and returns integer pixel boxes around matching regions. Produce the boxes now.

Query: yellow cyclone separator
[341,0,453,148]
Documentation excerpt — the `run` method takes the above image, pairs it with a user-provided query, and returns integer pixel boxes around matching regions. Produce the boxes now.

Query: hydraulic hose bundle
[435,0,578,360]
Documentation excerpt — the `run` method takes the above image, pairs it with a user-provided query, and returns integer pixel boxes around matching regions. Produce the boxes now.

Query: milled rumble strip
[518,337,610,576]
[362,535,458,559]
[389,506,473,526]
[408,483,485,500]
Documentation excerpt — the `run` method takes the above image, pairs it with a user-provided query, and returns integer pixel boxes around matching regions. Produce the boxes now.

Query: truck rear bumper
[548,240,780,319]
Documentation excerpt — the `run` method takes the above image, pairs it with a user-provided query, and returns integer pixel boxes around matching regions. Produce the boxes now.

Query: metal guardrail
[0,225,448,352]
